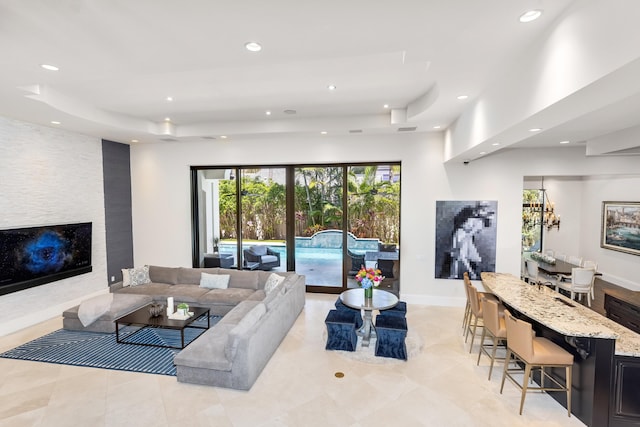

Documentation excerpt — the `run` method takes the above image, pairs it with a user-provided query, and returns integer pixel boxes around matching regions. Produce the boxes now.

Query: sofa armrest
[109,281,125,292]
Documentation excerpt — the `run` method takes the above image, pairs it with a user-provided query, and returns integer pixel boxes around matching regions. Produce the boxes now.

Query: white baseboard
[0,289,109,337]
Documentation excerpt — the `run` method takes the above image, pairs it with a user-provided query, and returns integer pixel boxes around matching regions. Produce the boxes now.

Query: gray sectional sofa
[63,265,305,390]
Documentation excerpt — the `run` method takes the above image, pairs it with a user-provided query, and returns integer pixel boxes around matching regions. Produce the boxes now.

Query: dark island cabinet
[604,293,640,335]
[604,291,640,426]
[611,356,640,427]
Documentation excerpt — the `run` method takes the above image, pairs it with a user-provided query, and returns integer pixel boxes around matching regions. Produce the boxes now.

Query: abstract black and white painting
[435,200,498,280]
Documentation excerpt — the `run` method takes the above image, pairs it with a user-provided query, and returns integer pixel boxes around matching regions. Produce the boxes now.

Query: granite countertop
[481,272,640,357]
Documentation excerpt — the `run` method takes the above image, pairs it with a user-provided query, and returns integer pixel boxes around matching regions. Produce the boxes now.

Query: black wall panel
[101,140,133,284]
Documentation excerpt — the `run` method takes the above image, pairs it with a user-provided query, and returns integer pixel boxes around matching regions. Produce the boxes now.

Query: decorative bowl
[149,303,165,317]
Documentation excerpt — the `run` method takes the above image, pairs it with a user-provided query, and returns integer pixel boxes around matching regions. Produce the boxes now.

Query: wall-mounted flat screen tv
[0,222,92,296]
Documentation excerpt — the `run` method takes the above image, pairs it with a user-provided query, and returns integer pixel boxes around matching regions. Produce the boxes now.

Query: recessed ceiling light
[457,95,469,100]
[519,9,543,23]
[265,111,271,116]
[320,131,328,135]
[131,139,139,143]
[166,96,173,102]
[559,140,570,144]
[433,125,441,129]
[50,120,61,125]
[529,127,542,132]
[383,104,390,109]
[41,64,59,71]
[220,135,228,139]
[479,151,486,155]
[164,117,171,122]
[245,42,262,52]
[492,142,500,146]
[327,85,336,91]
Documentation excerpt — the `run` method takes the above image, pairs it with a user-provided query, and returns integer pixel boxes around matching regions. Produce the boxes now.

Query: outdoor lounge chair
[376,258,395,278]
[243,245,281,270]
[347,250,365,276]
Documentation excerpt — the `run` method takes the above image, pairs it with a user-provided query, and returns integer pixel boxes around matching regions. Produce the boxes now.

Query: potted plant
[177,303,189,316]
[213,237,220,254]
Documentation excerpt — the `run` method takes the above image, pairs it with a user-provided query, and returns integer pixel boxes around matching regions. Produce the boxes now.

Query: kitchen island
[481,272,640,427]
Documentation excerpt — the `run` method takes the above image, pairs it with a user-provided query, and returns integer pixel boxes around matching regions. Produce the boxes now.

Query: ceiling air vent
[397,126,417,132]
[160,138,178,142]
[201,136,216,140]
[349,129,363,133]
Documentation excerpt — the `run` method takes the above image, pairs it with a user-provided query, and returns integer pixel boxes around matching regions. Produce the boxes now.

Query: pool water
[218,244,364,286]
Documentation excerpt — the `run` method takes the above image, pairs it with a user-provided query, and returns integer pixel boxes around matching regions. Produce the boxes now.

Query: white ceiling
[1,0,639,157]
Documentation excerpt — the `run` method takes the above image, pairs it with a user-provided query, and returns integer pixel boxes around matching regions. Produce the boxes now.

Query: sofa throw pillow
[200,272,230,289]
[264,273,285,294]
[121,268,131,287]
[127,266,151,287]
[78,293,114,326]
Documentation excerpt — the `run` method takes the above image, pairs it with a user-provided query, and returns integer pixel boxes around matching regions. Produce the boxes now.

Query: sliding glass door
[239,168,286,271]
[293,166,344,289]
[191,162,400,295]
[347,165,400,295]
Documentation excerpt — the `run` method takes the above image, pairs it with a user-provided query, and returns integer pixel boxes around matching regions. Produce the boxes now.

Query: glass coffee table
[115,304,211,349]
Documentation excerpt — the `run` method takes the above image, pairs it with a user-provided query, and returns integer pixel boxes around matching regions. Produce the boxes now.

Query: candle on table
[167,297,174,315]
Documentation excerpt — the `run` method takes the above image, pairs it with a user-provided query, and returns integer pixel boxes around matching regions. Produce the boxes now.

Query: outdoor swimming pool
[218,244,366,286]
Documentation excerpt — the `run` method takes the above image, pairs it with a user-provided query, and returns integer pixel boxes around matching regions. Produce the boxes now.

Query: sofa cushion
[264,273,285,294]
[251,245,267,256]
[77,293,114,326]
[125,266,151,287]
[225,302,267,360]
[261,255,278,264]
[218,300,261,326]
[177,267,219,285]
[198,288,258,306]
[173,323,235,372]
[165,284,210,303]
[225,270,260,290]
[116,283,172,298]
[148,265,179,285]
[200,272,230,289]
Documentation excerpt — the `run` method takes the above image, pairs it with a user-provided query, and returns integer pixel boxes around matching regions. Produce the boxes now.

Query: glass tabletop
[340,288,398,311]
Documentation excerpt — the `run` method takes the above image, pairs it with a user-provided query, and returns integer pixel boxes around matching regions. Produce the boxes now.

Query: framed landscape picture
[601,201,640,256]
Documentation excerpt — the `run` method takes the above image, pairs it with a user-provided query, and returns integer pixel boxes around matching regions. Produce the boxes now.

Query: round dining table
[339,288,398,347]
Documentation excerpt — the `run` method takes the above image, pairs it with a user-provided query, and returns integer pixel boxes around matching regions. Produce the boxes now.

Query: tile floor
[0,294,587,427]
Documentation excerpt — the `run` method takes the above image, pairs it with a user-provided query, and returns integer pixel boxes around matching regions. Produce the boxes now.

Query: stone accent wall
[0,116,107,335]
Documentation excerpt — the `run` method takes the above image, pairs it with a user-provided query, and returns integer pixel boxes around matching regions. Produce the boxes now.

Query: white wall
[0,116,108,336]
[129,134,640,309]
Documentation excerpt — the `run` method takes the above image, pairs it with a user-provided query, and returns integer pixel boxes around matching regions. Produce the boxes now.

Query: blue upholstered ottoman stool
[379,301,407,318]
[325,309,358,351]
[374,314,408,360]
[334,297,364,329]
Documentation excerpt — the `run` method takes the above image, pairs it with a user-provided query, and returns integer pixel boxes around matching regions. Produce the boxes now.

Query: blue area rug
[0,315,220,376]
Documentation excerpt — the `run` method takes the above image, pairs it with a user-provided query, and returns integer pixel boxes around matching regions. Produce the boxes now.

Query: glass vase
[364,287,373,299]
